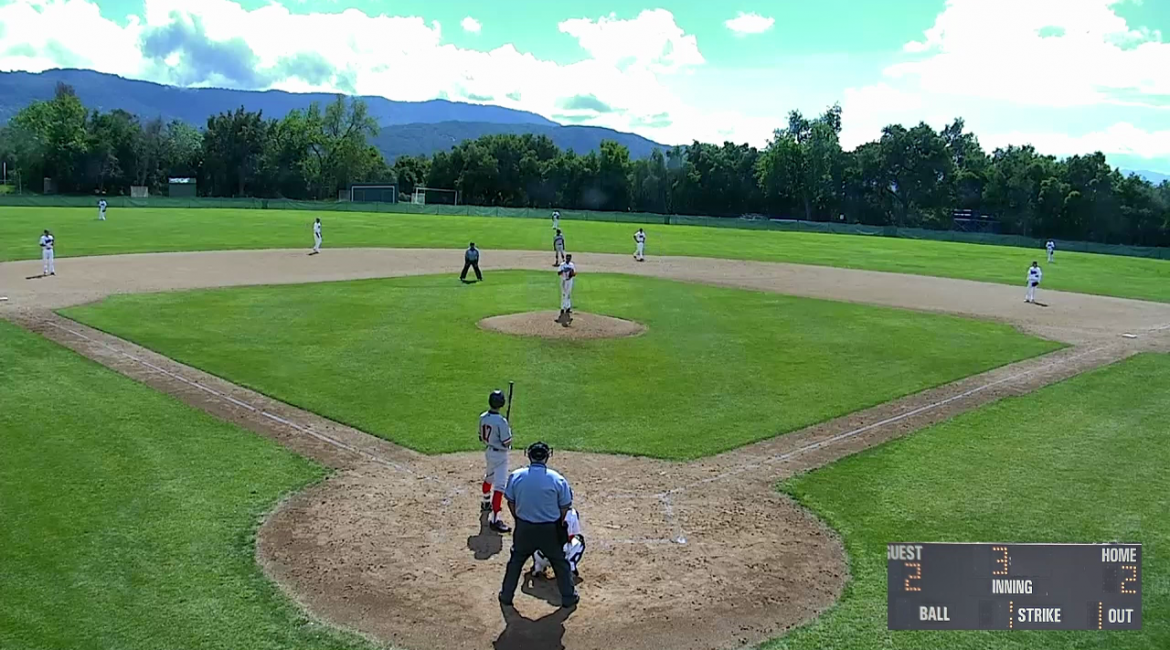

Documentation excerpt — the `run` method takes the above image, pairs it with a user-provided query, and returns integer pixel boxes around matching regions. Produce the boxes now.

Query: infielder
[633,228,646,261]
[98,198,107,221]
[310,218,322,255]
[532,507,585,578]
[39,230,55,276]
[557,254,576,325]
[1046,239,1055,263]
[551,210,560,231]
[553,229,566,267]
[480,390,513,534]
[1026,261,1043,303]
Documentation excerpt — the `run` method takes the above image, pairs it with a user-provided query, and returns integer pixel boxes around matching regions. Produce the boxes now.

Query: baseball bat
[505,381,514,420]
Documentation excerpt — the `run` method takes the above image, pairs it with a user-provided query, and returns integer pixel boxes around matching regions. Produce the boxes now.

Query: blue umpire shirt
[504,463,573,524]
[466,247,480,262]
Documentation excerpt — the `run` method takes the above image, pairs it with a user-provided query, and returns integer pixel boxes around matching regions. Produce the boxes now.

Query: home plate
[1122,334,1138,339]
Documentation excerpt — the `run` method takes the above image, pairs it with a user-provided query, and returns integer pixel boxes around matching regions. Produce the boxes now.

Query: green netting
[2,194,1168,260]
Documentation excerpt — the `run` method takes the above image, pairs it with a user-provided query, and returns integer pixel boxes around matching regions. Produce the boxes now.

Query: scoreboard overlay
[887,543,1141,630]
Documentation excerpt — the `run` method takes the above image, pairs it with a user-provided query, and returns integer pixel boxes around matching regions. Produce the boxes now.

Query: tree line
[2,82,1168,247]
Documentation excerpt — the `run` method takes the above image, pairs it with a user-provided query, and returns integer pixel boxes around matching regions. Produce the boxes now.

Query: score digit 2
[1121,565,1138,594]
[904,562,922,592]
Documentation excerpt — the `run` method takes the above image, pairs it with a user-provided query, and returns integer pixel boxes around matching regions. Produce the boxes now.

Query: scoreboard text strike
[887,543,1141,630]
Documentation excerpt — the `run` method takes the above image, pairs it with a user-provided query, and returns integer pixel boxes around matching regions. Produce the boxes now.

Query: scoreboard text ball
[887,543,1141,630]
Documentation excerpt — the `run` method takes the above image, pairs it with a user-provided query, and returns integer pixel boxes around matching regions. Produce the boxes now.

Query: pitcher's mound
[479,311,646,340]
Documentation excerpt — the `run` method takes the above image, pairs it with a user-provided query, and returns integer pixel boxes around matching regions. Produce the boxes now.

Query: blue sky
[1,0,1167,172]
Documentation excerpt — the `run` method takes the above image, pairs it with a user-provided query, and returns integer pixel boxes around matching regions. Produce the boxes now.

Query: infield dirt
[4,248,1169,650]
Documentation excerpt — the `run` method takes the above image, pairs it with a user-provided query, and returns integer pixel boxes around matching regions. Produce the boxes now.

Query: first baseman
[480,390,513,533]
[39,230,55,276]
[634,228,646,261]
[557,254,576,325]
[1026,261,1043,303]
[310,218,322,255]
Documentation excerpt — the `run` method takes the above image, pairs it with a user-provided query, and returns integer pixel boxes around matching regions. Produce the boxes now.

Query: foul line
[662,341,1125,498]
[43,319,421,477]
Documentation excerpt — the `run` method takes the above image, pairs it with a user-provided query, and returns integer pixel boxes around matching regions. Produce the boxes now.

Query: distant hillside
[374,121,666,161]
[0,68,668,160]
[0,68,556,128]
[1123,169,1170,185]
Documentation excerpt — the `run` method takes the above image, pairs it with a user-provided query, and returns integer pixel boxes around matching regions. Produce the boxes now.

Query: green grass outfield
[3,206,1170,302]
[0,320,371,650]
[62,271,1059,459]
[770,353,1170,650]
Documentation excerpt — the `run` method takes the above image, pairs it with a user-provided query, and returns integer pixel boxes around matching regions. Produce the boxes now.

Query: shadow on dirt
[467,511,504,560]
[493,602,576,650]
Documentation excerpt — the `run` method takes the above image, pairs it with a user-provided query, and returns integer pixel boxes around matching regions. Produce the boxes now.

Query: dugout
[349,183,398,203]
[168,177,197,198]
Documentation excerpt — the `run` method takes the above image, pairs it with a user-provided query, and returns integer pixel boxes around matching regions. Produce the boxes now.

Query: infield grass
[2,207,1169,302]
[0,320,370,650]
[63,271,1059,459]
[770,352,1170,650]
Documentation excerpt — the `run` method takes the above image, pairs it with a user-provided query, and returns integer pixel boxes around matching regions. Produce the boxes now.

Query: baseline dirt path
[4,249,1169,650]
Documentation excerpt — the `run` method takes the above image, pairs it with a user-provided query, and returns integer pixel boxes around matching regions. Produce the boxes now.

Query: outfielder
[633,228,646,261]
[532,507,585,577]
[98,199,107,221]
[1046,239,1055,263]
[557,254,576,326]
[480,390,513,533]
[553,229,566,267]
[552,210,560,231]
[39,230,55,276]
[310,218,322,255]
[1026,261,1043,303]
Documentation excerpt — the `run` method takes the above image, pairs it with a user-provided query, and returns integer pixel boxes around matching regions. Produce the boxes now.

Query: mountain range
[1122,170,1169,185]
[0,68,666,161]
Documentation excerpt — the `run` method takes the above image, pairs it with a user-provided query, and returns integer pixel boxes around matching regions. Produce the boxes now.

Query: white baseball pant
[560,278,574,311]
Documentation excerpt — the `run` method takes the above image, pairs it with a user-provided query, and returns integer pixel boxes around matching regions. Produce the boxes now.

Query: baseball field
[1,206,1168,650]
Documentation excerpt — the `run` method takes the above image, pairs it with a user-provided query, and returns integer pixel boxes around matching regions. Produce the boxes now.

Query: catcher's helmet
[488,390,506,410]
[526,441,551,463]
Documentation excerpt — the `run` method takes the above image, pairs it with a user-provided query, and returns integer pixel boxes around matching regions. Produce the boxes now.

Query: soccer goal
[349,184,398,203]
[411,186,459,206]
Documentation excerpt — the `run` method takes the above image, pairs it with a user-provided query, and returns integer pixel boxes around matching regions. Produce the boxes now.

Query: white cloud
[0,1,737,145]
[724,12,775,36]
[889,0,1170,108]
[982,123,1170,160]
[839,0,1170,161]
[461,16,481,34]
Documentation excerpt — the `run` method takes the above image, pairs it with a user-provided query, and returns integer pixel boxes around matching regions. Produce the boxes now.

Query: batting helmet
[489,390,506,410]
[526,441,552,463]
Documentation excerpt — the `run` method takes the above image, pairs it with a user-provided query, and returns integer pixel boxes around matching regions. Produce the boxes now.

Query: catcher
[531,506,585,578]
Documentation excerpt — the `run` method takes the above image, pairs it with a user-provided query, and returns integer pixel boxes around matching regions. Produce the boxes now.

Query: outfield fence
[3,194,1169,260]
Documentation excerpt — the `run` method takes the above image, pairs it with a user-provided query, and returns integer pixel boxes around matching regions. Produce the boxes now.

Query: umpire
[498,442,579,608]
[460,242,482,282]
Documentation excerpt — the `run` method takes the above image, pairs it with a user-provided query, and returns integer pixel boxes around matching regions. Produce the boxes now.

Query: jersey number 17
[480,424,493,444]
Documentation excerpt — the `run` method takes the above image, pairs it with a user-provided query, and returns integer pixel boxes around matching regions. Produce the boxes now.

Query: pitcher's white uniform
[480,409,512,521]
[533,508,585,575]
[98,199,107,221]
[1046,240,1055,262]
[39,233,55,275]
[634,229,646,261]
[312,219,322,253]
[1026,264,1043,303]
[559,260,576,311]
